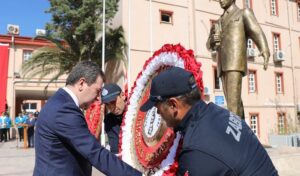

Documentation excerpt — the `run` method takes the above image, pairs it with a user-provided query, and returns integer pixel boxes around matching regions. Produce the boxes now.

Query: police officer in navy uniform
[140,67,278,176]
[101,83,127,155]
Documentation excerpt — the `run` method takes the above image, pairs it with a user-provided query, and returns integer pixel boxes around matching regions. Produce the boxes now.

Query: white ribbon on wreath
[121,52,186,174]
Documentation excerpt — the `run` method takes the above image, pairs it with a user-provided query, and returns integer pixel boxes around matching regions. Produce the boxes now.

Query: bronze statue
[206,0,270,119]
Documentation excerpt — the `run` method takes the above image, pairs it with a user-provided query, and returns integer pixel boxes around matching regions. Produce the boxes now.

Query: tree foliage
[22,0,126,83]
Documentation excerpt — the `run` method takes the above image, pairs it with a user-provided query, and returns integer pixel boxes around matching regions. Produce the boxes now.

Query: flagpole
[150,0,153,55]
[101,0,106,146]
[128,0,132,94]
[101,0,105,72]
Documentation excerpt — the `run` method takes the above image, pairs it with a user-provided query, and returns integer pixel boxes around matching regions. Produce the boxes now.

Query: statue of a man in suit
[207,0,270,119]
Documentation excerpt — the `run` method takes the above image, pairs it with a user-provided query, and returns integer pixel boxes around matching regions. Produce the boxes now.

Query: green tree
[22,0,127,83]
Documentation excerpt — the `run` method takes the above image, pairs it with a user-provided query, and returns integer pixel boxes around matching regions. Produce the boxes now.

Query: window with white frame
[23,102,37,113]
[271,0,278,16]
[275,73,283,94]
[278,113,286,134]
[23,50,32,61]
[273,34,280,52]
[250,114,259,135]
[245,0,252,9]
[247,39,254,48]
[248,71,256,93]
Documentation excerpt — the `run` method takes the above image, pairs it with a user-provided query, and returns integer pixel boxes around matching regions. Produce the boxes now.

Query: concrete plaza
[0,139,300,176]
[0,139,104,176]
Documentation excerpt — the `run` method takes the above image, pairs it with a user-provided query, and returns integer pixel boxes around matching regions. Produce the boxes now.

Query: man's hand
[211,34,221,45]
[260,51,270,70]
[116,152,122,158]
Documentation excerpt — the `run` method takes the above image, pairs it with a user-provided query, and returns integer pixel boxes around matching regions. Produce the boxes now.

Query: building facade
[0,0,300,144]
[0,35,65,122]
[113,0,300,144]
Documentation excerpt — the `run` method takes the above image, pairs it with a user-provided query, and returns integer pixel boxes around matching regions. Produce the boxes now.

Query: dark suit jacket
[34,88,141,176]
[25,118,36,136]
[207,5,269,77]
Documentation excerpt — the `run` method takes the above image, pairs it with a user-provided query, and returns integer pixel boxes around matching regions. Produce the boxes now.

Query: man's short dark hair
[66,61,105,86]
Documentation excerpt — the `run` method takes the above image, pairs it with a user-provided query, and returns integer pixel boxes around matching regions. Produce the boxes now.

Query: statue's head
[219,0,235,10]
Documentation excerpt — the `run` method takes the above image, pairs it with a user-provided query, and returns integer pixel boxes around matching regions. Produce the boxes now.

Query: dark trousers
[7,128,10,140]
[0,128,7,142]
[28,127,35,147]
[18,128,24,141]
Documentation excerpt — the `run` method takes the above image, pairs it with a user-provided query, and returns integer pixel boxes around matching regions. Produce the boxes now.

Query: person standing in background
[0,112,5,142]
[25,113,36,147]
[22,111,28,122]
[0,112,11,142]
[15,113,24,142]
[34,110,39,118]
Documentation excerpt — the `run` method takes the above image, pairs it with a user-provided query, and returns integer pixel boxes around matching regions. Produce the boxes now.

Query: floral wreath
[85,100,101,136]
[119,44,203,175]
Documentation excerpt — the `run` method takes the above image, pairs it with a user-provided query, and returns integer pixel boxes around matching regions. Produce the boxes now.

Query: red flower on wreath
[85,100,101,136]
[119,44,204,175]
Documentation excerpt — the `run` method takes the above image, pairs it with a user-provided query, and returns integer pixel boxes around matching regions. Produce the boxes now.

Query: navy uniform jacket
[104,113,122,154]
[34,89,141,176]
[175,100,278,176]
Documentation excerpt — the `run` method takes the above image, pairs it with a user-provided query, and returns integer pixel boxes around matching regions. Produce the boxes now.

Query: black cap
[101,83,122,103]
[140,67,197,112]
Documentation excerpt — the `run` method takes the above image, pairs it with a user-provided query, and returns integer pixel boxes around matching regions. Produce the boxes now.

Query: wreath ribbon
[119,44,203,175]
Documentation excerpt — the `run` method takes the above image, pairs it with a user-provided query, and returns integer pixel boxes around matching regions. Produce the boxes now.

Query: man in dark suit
[34,61,141,176]
[25,112,36,147]
[207,0,270,119]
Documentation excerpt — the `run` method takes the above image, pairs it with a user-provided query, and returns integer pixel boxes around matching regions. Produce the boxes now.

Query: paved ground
[268,146,300,176]
[0,139,104,176]
[0,140,33,176]
[0,139,300,176]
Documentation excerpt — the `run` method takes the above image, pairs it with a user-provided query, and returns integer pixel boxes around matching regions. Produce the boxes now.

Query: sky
[0,0,51,37]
